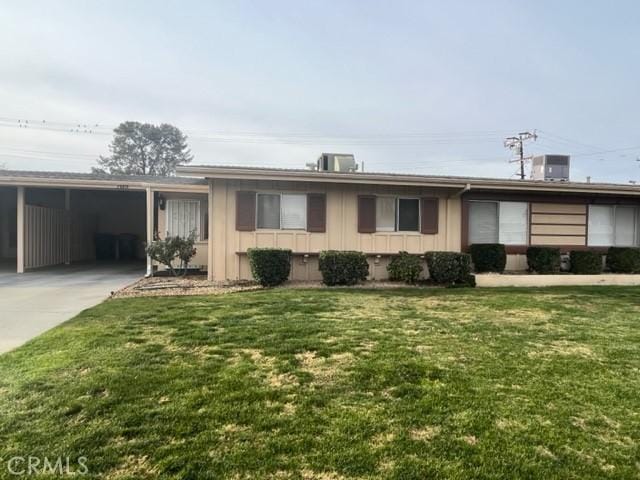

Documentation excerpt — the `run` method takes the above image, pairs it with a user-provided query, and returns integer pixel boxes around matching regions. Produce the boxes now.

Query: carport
[0,170,209,276]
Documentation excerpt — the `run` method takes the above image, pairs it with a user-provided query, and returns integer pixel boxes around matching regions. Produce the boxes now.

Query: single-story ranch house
[1,162,640,281]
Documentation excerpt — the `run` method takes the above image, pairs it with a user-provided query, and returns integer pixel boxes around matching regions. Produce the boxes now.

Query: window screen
[281,194,306,229]
[499,202,528,245]
[614,206,636,246]
[257,194,280,229]
[166,199,200,239]
[376,197,396,231]
[588,205,614,246]
[397,198,420,231]
[469,201,498,243]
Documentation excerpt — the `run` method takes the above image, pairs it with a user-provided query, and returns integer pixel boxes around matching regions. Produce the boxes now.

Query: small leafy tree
[176,232,198,273]
[145,232,197,276]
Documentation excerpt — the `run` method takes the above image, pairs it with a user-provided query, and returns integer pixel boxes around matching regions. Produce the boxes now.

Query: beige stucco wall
[209,179,462,281]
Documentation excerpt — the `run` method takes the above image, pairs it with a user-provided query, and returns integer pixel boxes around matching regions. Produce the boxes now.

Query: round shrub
[469,243,506,273]
[247,248,292,286]
[387,252,423,284]
[425,251,473,286]
[606,247,640,273]
[318,250,369,286]
[570,250,603,274]
[526,247,561,274]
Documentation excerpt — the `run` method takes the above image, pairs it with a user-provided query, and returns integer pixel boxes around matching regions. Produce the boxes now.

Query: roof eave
[0,175,209,192]
[177,166,640,197]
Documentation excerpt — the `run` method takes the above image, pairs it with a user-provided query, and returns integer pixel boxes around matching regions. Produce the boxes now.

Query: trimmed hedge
[570,250,603,274]
[469,244,506,273]
[606,247,640,273]
[247,248,292,286]
[387,252,423,284]
[425,251,474,287]
[526,247,561,274]
[319,250,369,286]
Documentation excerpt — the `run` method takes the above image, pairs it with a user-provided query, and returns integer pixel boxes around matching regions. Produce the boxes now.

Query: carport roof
[0,169,208,190]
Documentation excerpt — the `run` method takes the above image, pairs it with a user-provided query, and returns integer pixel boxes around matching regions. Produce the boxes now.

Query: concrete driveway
[0,263,143,354]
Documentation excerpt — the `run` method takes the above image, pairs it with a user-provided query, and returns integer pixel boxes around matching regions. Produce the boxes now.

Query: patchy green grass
[1,287,640,479]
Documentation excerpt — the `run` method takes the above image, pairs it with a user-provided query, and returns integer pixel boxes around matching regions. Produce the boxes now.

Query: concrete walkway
[0,263,143,354]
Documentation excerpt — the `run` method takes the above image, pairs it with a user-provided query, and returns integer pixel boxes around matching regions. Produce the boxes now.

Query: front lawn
[1,287,639,479]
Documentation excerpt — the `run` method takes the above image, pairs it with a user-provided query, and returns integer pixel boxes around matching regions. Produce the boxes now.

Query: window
[257,194,280,229]
[376,197,396,231]
[588,205,638,246]
[281,194,307,229]
[257,193,307,230]
[166,199,200,239]
[398,198,420,231]
[469,201,498,243]
[498,202,529,244]
[375,197,420,232]
[468,201,528,245]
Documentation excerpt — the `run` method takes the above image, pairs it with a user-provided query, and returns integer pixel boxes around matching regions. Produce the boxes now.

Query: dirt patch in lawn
[295,351,355,385]
[527,340,598,359]
[113,276,261,298]
[113,278,440,298]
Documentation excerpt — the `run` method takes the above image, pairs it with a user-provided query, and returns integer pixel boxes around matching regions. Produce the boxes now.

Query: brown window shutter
[358,195,376,233]
[421,197,439,234]
[236,191,256,231]
[307,193,326,232]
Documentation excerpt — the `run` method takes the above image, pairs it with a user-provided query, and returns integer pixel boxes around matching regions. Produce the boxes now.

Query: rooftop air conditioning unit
[531,154,570,181]
[317,153,358,173]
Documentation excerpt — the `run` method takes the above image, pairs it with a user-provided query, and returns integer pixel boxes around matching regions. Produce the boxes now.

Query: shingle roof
[0,169,207,186]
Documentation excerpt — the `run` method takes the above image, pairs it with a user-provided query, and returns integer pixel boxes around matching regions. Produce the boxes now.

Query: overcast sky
[1,1,640,182]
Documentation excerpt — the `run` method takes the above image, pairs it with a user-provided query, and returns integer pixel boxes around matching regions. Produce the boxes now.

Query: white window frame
[256,192,307,231]
[588,204,639,247]
[256,193,281,230]
[468,200,499,244]
[375,196,421,233]
[166,199,201,240]
[468,200,529,245]
[376,195,397,232]
[498,201,529,245]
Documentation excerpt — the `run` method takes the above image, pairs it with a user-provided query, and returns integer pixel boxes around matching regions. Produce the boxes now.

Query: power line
[536,129,607,153]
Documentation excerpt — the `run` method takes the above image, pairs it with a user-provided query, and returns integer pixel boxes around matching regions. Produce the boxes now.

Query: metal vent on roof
[314,153,359,173]
[531,155,570,181]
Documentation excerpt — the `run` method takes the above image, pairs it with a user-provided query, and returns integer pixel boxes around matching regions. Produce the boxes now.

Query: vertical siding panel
[23,205,66,270]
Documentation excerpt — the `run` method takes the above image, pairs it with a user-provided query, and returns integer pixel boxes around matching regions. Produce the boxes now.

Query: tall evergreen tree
[93,121,193,176]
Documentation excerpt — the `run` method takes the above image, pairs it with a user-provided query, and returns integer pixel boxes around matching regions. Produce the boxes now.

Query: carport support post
[207,181,214,281]
[64,189,71,264]
[145,187,154,277]
[16,187,25,273]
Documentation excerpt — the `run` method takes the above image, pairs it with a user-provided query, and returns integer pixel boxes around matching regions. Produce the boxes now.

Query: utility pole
[504,131,538,180]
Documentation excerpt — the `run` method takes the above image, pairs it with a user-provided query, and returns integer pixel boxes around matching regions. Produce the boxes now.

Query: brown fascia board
[177,165,640,197]
[178,166,470,189]
[0,174,208,193]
